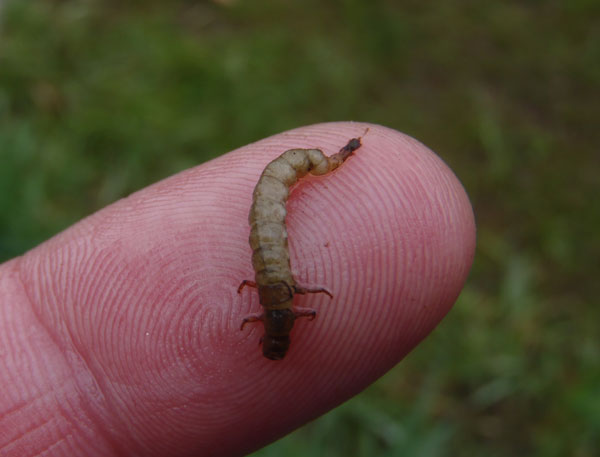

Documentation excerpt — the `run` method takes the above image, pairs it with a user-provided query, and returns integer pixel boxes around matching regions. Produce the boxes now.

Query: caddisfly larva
[238,135,364,360]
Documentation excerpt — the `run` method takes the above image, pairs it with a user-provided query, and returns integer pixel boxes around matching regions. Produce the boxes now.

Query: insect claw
[238,280,257,294]
[240,312,264,330]
[293,285,333,299]
[293,307,317,321]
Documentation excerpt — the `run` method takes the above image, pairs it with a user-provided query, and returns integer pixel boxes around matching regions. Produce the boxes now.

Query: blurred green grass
[1,0,598,456]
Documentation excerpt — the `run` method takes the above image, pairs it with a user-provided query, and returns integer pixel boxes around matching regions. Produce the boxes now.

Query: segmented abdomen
[248,144,357,304]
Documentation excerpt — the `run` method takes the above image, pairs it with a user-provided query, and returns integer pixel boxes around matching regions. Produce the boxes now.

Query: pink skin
[0,122,475,457]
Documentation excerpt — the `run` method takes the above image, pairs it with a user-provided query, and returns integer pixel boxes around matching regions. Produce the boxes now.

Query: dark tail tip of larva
[341,137,361,153]
[337,136,363,161]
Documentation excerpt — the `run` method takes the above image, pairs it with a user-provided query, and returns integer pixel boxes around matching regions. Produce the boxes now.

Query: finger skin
[0,122,475,456]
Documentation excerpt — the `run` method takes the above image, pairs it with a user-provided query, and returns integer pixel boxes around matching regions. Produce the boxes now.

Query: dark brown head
[262,335,291,360]
[262,308,296,360]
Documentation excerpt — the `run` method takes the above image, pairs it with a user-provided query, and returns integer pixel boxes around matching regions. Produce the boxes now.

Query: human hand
[0,122,475,456]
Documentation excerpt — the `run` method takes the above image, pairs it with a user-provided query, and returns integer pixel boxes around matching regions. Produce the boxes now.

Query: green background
[1,1,598,455]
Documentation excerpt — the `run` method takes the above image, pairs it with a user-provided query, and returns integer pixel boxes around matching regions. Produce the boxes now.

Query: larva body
[239,137,363,360]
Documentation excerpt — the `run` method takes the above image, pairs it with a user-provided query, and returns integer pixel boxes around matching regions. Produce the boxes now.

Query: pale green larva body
[238,137,363,360]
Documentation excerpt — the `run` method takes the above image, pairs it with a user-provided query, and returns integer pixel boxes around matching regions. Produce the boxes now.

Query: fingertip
[226,123,475,444]
[9,122,475,456]
[271,121,475,372]
[230,120,475,375]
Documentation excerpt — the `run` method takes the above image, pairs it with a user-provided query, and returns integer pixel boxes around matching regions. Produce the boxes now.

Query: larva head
[262,335,291,360]
[261,308,296,360]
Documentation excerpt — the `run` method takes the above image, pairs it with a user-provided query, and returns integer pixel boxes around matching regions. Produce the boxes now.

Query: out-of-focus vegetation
[1,0,598,455]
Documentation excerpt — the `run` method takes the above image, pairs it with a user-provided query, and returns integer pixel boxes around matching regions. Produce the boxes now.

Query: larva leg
[294,285,334,299]
[240,312,263,330]
[237,280,257,294]
[293,307,317,320]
